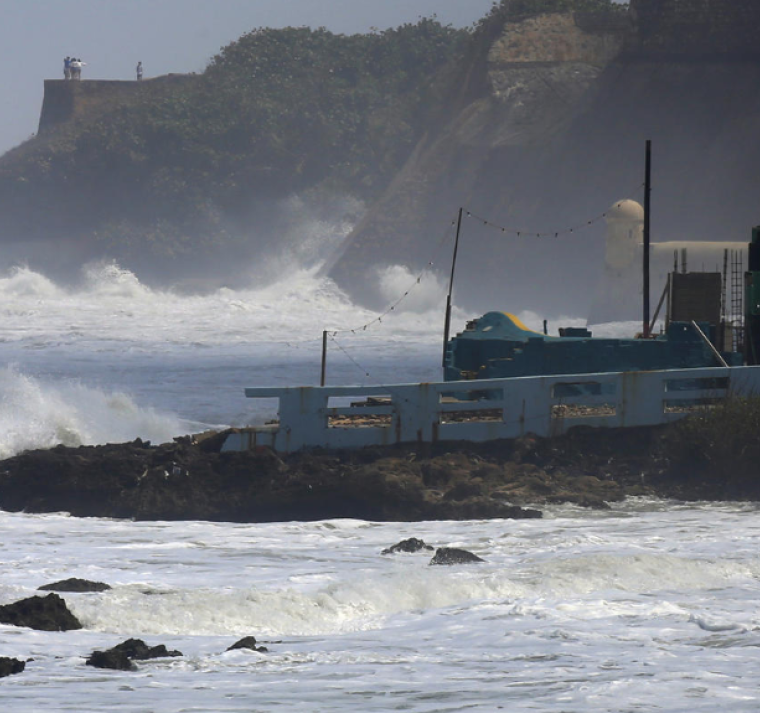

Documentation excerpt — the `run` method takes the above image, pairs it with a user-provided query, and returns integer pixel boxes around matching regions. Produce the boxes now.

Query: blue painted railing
[221,366,760,454]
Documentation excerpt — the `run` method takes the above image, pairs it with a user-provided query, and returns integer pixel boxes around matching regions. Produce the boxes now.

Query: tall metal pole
[442,207,464,368]
[320,330,327,386]
[643,140,652,338]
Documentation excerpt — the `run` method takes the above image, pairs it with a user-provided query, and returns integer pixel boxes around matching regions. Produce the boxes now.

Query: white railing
[221,366,760,453]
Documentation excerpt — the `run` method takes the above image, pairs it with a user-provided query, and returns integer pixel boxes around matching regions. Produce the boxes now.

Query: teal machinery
[444,312,741,382]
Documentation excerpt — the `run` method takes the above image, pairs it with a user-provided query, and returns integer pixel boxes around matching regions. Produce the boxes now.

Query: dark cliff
[1,1,758,305]
[631,0,760,58]
[327,0,760,317]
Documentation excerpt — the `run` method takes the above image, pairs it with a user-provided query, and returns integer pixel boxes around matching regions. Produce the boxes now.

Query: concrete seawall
[38,74,195,135]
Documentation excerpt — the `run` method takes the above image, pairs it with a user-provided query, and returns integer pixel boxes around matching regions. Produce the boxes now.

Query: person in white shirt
[70,58,86,79]
[136,61,143,81]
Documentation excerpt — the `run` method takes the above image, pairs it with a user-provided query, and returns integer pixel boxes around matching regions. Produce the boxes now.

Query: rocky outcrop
[381,538,435,555]
[430,547,485,565]
[489,12,626,67]
[0,657,26,678]
[0,593,82,631]
[38,578,111,593]
[226,637,268,653]
[0,415,756,523]
[86,639,183,671]
[0,436,544,522]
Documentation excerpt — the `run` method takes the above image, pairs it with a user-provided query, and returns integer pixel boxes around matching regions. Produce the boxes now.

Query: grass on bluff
[660,395,760,492]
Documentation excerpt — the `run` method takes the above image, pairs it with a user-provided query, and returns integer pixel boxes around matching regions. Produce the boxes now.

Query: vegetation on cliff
[0,19,467,280]
[0,1,633,283]
[477,0,627,32]
[657,397,760,498]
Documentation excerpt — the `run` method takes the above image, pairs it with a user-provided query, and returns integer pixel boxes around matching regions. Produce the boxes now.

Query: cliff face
[327,2,760,318]
[631,0,760,57]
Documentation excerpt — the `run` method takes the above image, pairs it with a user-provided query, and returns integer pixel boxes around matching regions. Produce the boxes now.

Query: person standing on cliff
[70,58,85,80]
[63,56,71,80]
[136,61,143,81]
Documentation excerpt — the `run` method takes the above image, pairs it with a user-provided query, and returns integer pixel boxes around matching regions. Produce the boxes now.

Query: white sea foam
[3,505,760,712]
[377,265,448,315]
[0,224,757,713]
[0,262,452,348]
[0,367,187,457]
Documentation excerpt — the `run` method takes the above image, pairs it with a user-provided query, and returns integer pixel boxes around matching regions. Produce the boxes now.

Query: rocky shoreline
[0,420,754,523]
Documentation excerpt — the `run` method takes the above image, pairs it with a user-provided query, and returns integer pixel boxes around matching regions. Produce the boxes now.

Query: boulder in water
[38,578,111,593]
[226,636,268,653]
[429,547,485,566]
[86,649,136,671]
[0,593,82,631]
[86,638,183,670]
[381,537,435,555]
[0,657,25,677]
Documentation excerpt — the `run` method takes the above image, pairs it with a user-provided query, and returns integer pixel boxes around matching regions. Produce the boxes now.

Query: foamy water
[0,260,725,712]
[2,504,760,712]
[0,261,635,456]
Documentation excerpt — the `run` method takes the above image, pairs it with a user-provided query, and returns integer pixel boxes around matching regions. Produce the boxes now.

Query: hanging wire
[283,185,645,351]
[331,214,459,336]
[465,182,646,239]
[328,333,373,381]
[274,219,457,349]
[273,214,459,351]
[327,332,415,406]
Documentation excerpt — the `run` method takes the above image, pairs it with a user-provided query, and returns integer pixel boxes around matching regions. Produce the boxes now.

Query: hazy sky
[0,0,498,156]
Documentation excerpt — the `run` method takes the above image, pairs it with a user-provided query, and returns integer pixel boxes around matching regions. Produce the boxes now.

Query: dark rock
[1,422,729,523]
[226,636,268,653]
[443,479,484,501]
[108,638,182,660]
[86,638,183,670]
[429,547,485,566]
[0,593,82,631]
[86,649,136,671]
[0,657,25,677]
[381,537,434,555]
[38,578,111,593]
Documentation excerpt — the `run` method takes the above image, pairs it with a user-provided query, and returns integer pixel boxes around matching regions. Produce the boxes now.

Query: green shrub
[660,396,760,493]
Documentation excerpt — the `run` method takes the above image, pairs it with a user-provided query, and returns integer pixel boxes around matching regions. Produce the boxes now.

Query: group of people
[61,57,144,81]
[63,56,85,80]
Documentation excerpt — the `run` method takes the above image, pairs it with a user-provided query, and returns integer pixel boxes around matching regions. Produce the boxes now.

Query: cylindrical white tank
[604,199,644,272]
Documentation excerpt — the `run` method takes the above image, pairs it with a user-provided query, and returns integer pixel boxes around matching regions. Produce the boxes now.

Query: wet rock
[429,547,485,566]
[0,423,707,522]
[0,593,82,631]
[226,636,268,653]
[0,657,26,677]
[109,638,183,660]
[443,479,484,501]
[86,638,183,671]
[511,435,540,464]
[432,496,542,521]
[38,578,111,593]
[381,538,435,555]
[86,649,136,671]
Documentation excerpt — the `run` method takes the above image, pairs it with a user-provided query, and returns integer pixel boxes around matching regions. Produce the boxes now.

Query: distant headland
[0,0,756,315]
